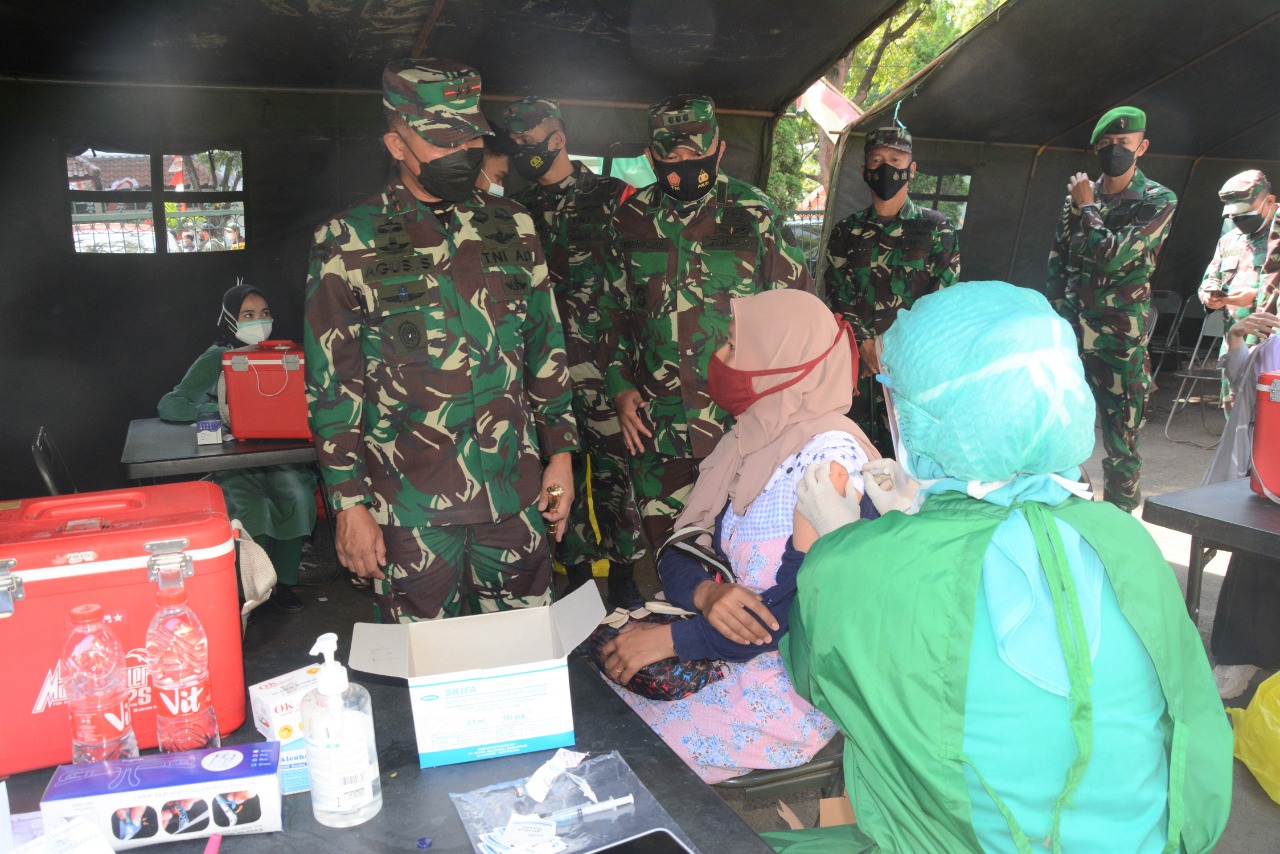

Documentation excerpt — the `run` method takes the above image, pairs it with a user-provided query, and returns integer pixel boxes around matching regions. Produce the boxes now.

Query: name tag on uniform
[622,237,670,252]
[704,236,756,251]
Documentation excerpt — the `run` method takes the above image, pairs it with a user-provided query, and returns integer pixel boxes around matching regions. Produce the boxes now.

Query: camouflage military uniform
[602,172,813,548]
[305,59,578,622]
[1199,217,1271,405]
[1047,168,1176,511]
[824,196,960,445]
[510,159,646,571]
[824,197,960,339]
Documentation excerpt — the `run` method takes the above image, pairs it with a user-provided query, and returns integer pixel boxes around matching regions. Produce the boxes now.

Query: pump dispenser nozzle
[310,632,349,695]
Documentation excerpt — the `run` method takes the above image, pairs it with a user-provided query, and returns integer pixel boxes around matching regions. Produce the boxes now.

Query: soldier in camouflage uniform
[304,59,579,623]
[1047,106,1177,512]
[1199,170,1277,408]
[501,96,646,609]
[822,125,960,446]
[599,94,813,550]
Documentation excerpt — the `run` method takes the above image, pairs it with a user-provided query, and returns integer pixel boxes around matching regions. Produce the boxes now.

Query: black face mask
[1095,143,1137,178]
[862,162,911,201]
[512,135,562,181]
[1232,206,1270,235]
[655,150,719,202]
[403,142,483,202]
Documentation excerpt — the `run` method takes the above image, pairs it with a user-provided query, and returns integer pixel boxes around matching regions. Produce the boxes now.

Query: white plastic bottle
[300,632,382,827]
[145,584,220,752]
[61,603,140,763]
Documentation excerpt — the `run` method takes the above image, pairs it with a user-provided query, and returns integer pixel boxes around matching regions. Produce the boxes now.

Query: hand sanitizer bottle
[300,632,382,827]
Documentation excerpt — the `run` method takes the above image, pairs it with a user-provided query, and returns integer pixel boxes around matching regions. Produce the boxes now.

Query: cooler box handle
[22,491,149,520]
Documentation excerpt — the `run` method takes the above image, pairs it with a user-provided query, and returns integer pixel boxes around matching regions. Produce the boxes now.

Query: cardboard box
[40,743,281,850]
[194,414,222,446]
[349,583,605,768]
[248,664,320,794]
[274,739,309,796]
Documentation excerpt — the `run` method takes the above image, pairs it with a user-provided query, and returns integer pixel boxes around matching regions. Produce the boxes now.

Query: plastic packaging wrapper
[450,751,698,853]
[1227,671,1280,804]
[881,281,1095,482]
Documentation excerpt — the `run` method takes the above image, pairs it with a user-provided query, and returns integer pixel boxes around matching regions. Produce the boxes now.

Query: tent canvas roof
[854,0,1280,161]
[0,0,903,115]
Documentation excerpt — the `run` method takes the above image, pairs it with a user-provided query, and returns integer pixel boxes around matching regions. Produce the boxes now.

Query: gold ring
[615,668,623,675]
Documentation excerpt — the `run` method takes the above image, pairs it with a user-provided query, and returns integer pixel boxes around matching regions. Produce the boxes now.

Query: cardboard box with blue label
[248,663,320,794]
[40,743,281,850]
[349,582,605,768]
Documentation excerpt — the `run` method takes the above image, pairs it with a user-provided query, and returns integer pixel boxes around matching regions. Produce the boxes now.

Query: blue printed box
[40,743,281,850]
[349,583,604,768]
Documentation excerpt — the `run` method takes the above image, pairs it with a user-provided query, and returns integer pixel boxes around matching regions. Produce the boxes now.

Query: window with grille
[66,148,245,254]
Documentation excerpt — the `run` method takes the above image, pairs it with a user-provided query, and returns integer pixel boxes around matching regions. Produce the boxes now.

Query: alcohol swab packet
[522,749,588,802]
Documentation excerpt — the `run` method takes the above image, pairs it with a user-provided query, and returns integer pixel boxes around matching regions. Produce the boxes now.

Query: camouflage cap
[1090,106,1146,145]
[864,126,912,155]
[382,58,493,147]
[648,94,718,157]
[501,96,562,135]
[1219,169,1272,216]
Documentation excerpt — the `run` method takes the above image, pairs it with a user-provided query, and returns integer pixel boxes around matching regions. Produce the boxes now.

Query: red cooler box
[0,482,245,775]
[221,339,311,440]
[1253,370,1280,501]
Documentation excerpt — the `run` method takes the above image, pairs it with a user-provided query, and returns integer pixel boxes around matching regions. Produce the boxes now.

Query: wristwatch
[1080,203,1099,217]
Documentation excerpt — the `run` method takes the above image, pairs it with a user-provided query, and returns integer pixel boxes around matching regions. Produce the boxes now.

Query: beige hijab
[675,289,880,534]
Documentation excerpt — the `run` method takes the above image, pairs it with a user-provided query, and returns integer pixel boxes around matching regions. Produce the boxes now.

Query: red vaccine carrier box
[221,339,312,440]
[0,482,245,775]
[1252,370,1280,502]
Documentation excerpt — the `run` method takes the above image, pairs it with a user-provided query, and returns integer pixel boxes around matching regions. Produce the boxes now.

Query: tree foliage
[768,0,1008,203]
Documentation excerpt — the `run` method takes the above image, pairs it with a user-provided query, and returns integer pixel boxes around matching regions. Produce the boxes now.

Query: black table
[122,418,316,479]
[3,624,768,853]
[1142,478,1280,624]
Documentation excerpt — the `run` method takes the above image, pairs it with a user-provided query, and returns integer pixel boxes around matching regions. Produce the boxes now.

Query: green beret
[648,94,718,158]
[382,58,492,147]
[1090,106,1146,145]
[501,96,562,135]
[865,126,912,155]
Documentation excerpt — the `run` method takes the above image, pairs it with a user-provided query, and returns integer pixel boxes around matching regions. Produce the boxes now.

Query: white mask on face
[235,319,272,346]
[480,169,504,197]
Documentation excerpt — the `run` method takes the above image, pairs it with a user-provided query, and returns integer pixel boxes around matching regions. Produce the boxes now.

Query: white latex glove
[862,458,922,515]
[795,460,862,537]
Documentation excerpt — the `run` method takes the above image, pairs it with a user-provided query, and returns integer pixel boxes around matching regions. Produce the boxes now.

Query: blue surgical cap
[881,281,1096,482]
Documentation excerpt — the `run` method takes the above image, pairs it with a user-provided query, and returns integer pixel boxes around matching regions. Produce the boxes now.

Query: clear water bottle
[145,585,219,752]
[62,603,140,763]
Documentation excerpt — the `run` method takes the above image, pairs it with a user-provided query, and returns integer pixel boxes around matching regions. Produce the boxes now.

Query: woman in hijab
[777,282,1231,854]
[599,289,879,783]
[159,282,317,611]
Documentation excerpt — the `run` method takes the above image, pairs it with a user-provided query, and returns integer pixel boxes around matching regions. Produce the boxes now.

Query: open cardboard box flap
[348,582,605,679]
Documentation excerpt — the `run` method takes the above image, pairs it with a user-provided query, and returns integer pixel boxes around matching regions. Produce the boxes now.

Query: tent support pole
[1006,143,1048,282]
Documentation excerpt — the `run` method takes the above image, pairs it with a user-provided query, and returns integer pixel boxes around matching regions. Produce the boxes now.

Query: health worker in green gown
[769,281,1232,854]
[158,282,317,612]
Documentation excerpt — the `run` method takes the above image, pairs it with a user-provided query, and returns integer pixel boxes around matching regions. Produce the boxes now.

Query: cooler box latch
[1271,379,1280,403]
[230,354,249,372]
[282,353,300,371]
[0,559,24,619]
[145,539,194,587]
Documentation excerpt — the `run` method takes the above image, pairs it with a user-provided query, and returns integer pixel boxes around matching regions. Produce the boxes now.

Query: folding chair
[1146,289,1184,377]
[31,426,77,495]
[1153,294,1205,378]
[1163,310,1226,444]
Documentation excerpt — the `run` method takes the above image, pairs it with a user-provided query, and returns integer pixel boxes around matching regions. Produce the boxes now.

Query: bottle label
[306,711,378,812]
[71,699,132,743]
[156,678,212,716]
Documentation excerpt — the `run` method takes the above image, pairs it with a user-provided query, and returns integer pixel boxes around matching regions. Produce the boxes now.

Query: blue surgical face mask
[235,319,272,346]
[481,169,505,197]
